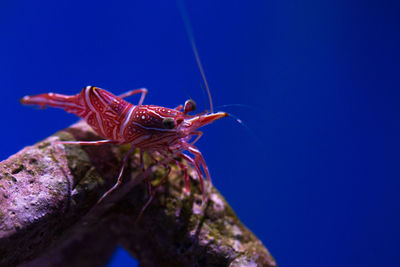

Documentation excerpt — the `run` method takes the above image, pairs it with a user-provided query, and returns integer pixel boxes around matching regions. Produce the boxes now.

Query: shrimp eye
[162,117,175,129]
[184,99,197,114]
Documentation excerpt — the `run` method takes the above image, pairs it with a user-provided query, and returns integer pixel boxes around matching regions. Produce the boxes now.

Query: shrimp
[21,1,226,216]
[20,86,228,208]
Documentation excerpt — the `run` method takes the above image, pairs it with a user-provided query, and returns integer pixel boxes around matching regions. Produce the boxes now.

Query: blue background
[1,1,399,266]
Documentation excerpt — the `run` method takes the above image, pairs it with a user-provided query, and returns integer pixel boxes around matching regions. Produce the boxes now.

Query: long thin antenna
[177,0,214,113]
[224,111,262,145]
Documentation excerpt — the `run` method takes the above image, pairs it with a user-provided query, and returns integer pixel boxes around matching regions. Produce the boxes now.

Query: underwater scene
[0,1,399,267]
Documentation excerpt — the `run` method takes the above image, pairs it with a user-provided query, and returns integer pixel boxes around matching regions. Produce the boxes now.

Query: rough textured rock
[0,121,277,267]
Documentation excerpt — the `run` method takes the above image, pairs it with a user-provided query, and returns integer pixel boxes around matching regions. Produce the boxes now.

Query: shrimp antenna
[223,111,262,145]
[177,0,214,113]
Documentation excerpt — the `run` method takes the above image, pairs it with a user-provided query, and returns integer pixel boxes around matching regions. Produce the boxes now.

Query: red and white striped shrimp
[20,86,228,207]
[21,2,226,215]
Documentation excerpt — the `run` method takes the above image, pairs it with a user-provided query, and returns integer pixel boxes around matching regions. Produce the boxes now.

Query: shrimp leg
[189,131,203,145]
[136,163,171,223]
[178,152,206,202]
[187,146,211,183]
[96,144,136,205]
[56,140,118,146]
[173,159,190,194]
[118,88,148,106]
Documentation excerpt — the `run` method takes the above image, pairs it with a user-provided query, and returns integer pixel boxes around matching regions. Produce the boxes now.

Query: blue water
[1,1,400,266]
[107,247,138,267]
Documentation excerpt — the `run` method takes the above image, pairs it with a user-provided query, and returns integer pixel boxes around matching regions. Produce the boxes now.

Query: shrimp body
[21,3,228,218]
[21,86,227,206]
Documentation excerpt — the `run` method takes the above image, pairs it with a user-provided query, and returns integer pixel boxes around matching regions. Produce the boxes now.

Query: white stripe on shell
[92,87,109,107]
[147,109,168,120]
[112,125,118,141]
[119,105,136,138]
[85,86,106,136]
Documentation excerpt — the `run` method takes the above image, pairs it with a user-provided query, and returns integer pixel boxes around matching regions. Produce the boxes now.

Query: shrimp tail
[20,92,83,114]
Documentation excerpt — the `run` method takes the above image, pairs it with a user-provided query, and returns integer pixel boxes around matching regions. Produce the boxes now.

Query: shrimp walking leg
[96,144,136,205]
[118,88,148,105]
[178,152,206,202]
[174,159,190,194]
[56,140,118,146]
[189,131,203,145]
[136,163,171,223]
[187,146,212,185]
[140,149,152,196]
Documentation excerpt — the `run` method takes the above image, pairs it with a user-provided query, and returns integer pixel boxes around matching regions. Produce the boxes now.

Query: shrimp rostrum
[21,86,228,206]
